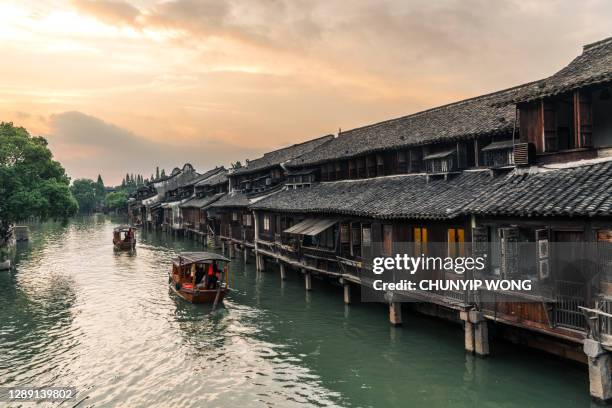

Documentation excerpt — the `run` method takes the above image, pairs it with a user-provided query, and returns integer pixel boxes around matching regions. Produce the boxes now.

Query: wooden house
[209,135,334,257]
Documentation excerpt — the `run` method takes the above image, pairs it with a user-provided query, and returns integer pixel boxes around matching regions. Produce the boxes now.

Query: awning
[284,218,338,236]
[481,140,515,151]
[424,149,456,160]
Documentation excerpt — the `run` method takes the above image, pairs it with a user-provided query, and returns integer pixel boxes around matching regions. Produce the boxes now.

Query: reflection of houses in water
[129,37,612,402]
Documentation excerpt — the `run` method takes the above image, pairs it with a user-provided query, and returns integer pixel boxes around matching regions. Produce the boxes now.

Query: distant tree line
[71,167,169,214]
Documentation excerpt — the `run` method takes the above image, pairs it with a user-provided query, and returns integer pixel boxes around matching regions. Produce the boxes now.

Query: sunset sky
[1,0,611,184]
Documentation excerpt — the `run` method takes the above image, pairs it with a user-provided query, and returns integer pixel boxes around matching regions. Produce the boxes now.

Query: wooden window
[376,154,385,176]
[348,160,356,179]
[357,157,366,178]
[543,95,576,152]
[232,212,239,221]
[351,223,361,257]
[340,224,350,243]
[397,150,407,173]
[243,214,252,227]
[409,149,423,172]
[382,224,393,256]
[447,228,465,258]
[366,155,374,177]
[414,226,428,255]
[499,227,519,278]
[576,90,593,147]
[263,215,270,231]
[335,162,342,180]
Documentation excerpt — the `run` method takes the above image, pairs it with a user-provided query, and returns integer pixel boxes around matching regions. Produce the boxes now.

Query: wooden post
[389,302,402,326]
[304,271,312,291]
[243,247,249,264]
[221,241,226,255]
[229,243,235,259]
[461,310,489,356]
[585,338,612,403]
[280,263,287,280]
[343,283,351,304]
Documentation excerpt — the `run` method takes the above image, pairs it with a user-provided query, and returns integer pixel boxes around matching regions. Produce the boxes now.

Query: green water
[0,216,591,407]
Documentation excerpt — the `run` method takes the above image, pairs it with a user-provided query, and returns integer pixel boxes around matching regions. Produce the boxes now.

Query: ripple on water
[0,216,591,408]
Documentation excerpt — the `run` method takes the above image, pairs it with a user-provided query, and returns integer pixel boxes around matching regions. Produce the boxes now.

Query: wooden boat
[113,226,136,250]
[169,252,231,304]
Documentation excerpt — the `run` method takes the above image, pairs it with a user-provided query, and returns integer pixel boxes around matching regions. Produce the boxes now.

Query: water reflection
[0,217,593,407]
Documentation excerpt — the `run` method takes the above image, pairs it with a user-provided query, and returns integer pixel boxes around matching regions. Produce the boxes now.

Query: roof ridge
[338,81,538,137]
[261,134,334,158]
[583,36,612,52]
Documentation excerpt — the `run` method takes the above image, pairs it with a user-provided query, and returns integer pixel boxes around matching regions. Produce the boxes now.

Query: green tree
[105,191,128,212]
[70,179,98,213]
[155,166,160,180]
[160,169,166,178]
[0,122,78,241]
[95,174,105,201]
[231,161,242,169]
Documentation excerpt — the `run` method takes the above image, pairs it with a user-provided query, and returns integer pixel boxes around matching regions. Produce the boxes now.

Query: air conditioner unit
[513,142,536,166]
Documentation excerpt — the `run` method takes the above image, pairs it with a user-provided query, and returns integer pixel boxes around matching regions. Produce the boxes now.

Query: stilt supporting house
[256,253,265,272]
[389,302,402,326]
[461,310,489,356]
[343,282,351,305]
[304,271,312,291]
[584,339,612,403]
[243,247,249,264]
[280,263,287,280]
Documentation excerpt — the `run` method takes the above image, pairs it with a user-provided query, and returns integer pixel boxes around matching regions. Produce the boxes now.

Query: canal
[0,216,591,407]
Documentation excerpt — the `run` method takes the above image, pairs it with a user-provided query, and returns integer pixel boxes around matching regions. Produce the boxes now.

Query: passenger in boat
[195,265,206,289]
[206,262,219,289]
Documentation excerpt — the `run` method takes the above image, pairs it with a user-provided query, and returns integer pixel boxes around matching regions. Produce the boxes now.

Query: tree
[70,179,98,213]
[155,166,160,180]
[105,191,128,212]
[231,161,242,169]
[0,122,78,241]
[160,169,166,178]
[95,174,105,200]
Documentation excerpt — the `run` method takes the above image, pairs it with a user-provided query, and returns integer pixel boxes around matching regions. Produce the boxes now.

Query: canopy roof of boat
[176,252,230,264]
[114,225,135,232]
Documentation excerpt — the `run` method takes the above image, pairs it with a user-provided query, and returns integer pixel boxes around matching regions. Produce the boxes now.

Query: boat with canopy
[169,252,231,304]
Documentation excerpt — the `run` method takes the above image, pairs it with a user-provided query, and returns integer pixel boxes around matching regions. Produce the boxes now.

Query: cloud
[46,111,262,184]
[70,0,140,26]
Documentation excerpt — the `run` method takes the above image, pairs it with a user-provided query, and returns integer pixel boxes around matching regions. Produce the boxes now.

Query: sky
[1,0,611,184]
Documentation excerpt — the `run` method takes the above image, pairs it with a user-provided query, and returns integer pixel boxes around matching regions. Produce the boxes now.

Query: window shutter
[578,90,593,147]
[543,100,558,152]
[536,228,550,280]
[409,149,423,172]
[457,143,468,169]
[499,227,519,278]
[472,226,490,274]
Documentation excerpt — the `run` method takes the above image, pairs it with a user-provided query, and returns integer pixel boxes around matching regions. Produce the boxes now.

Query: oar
[212,284,222,310]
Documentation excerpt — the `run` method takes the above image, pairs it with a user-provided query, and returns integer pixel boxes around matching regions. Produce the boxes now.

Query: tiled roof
[250,172,494,220]
[472,160,612,217]
[179,193,225,209]
[208,191,251,208]
[193,167,225,184]
[495,37,612,105]
[231,134,334,176]
[250,160,612,219]
[196,169,228,187]
[287,87,525,168]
